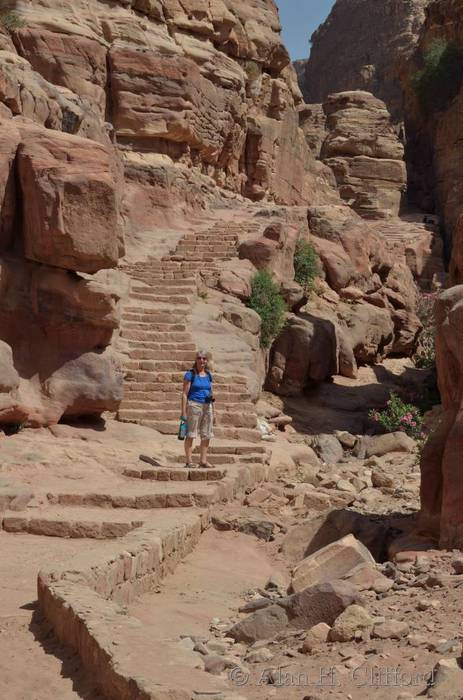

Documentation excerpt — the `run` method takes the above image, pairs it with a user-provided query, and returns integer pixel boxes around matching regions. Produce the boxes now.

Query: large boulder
[280,511,388,565]
[239,223,299,282]
[291,535,376,593]
[17,125,121,273]
[0,257,122,426]
[419,286,463,548]
[266,314,339,395]
[228,605,289,644]
[280,580,361,629]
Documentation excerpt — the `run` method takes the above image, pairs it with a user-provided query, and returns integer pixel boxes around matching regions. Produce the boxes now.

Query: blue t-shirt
[184,370,213,404]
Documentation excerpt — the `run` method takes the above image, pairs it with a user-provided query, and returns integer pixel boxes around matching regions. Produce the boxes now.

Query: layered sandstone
[321,92,407,219]
[299,0,429,122]
[0,0,331,426]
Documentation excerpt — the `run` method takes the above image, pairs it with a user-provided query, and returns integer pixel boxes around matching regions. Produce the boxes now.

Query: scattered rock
[280,580,361,630]
[372,620,410,639]
[291,534,375,592]
[328,604,373,642]
[301,622,331,653]
[314,434,344,464]
[203,655,226,675]
[228,605,289,644]
[245,647,273,664]
[212,509,278,541]
[451,557,463,575]
[427,658,463,699]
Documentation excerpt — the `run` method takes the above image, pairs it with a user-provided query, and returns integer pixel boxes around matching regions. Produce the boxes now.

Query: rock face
[299,0,429,122]
[321,92,407,219]
[0,0,335,426]
[419,286,463,549]
[403,0,463,263]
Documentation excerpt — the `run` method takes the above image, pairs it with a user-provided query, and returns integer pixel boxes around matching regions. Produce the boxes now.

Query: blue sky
[277,0,335,61]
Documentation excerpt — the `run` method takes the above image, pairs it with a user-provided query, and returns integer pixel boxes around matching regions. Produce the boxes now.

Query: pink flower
[411,421,416,427]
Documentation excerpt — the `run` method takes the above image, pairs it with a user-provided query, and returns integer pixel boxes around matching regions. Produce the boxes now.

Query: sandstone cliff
[299,0,429,122]
[0,0,328,427]
[402,0,463,272]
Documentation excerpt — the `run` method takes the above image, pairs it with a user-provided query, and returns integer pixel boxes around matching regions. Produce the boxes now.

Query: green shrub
[0,10,26,32]
[248,270,287,348]
[294,239,320,294]
[413,39,463,115]
[369,392,425,441]
[414,292,436,369]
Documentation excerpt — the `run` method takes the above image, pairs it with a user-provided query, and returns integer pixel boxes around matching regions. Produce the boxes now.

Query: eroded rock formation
[321,91,407,219]
[299,0,429,122]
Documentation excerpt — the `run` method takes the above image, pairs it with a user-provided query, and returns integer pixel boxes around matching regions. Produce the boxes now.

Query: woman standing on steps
[181,350,215,468]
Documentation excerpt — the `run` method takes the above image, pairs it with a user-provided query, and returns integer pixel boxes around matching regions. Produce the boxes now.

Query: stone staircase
[118,222,263,444]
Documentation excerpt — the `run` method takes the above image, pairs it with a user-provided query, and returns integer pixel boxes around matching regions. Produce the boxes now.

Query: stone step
[47,482,226,509]
[123,465,226,481]
[125,341,196,352]
[126,419,262,442]
[194,443,268,455]
[119,399,256,414]
[128,350,195,361]
[123,384,249,399]
[124,360,194,372]
[121,390,252,404]
[118,408,257,428]
[175,245,236,253]
[166,453,266,466]
[132,285,196,294]
[1,508,144,539]
[123,370,248,385]
[121,326,191,343]
[130,293,190,305]
[122,319,188,331]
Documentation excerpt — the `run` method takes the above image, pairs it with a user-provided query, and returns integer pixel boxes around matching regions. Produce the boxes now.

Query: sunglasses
[197,356,207,360]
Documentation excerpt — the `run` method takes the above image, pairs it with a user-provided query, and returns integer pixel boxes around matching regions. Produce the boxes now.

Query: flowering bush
[369,393,425,440]
[414,292,437,369]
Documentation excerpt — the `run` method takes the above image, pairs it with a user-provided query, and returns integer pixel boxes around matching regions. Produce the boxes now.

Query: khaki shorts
[186,400,214,439]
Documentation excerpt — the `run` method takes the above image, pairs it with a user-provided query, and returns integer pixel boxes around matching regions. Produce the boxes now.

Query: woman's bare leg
[185,437,194,465]
[199,439,210,465]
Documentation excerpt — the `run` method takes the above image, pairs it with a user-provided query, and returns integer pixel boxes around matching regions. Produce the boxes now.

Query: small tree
[414,292,436,369]
[294,239,320,294]
[248,270,287,349]
[0,10,26,33]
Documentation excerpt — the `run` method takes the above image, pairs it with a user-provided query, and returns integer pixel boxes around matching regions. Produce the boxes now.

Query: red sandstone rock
[419,286,463,549]
[0,120,20,250]
[17,125,121,273]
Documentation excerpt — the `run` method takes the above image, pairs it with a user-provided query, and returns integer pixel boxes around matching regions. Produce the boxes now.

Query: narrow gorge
[0,1,462,699]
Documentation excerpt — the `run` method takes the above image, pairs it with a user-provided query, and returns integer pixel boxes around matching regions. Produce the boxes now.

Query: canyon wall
[298,0,429,123]
[0,0,331,426]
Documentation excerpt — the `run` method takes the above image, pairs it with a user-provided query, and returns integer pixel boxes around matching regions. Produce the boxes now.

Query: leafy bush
[248,270,287,348]
[294,239,320,294]
[413,39,463,115]
[0,10,26,33]
[414,292,437,368]
[369,392,425,441]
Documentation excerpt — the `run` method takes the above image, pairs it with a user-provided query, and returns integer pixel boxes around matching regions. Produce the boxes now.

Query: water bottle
[178,416,187,441]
